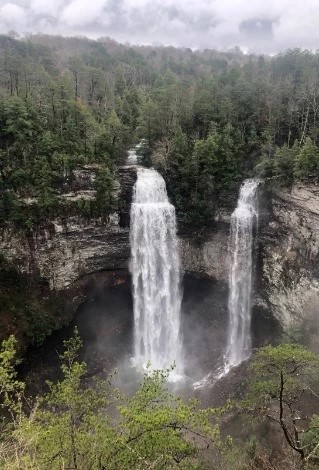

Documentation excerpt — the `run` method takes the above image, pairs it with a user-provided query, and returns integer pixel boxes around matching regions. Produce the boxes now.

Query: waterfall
[127,149,138,165]
[225,179,259,371]
[130,168,183,379]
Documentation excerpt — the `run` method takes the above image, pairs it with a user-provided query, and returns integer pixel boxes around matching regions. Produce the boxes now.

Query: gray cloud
[0,0,318,54]
[239,18,275,40]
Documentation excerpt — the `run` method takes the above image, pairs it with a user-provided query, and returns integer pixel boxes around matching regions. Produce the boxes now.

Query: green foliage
[246,343,319,407]
[182,134,218,225]
[273,142,299,187]
[243,344,319,462]
[0,336,24,421]
[0,331,222,469]
[163,125,244,225]
[1,35,319,227]
[2,336,319,469]
[0,39,132,228]
[92,167,114,219]
[255,138,319,188]
[0,255,70,346]
[294,137,319,180]
[113,368,220,469]
[302,415,319,465]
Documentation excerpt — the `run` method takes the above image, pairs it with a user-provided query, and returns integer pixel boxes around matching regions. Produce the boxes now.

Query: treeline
[1,33,319,227]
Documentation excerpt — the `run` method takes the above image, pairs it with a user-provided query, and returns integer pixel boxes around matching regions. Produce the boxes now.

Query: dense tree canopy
[0,331,226,469]
[1,34,319,227]
[1,332,319,468]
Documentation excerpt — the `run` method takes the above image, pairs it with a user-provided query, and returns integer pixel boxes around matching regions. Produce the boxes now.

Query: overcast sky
[0,0,319,54]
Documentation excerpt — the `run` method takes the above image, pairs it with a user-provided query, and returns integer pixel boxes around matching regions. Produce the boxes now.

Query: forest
[0,33,319,227]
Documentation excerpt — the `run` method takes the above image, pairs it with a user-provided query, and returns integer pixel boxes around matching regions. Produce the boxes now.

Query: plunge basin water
[19,274,280,398]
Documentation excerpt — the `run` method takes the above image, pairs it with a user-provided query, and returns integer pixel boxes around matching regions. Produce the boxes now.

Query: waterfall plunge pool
[19,273,281,400]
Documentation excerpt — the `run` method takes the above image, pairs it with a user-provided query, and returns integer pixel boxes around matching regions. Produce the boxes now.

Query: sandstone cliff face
[0,164,232,291]
[179,225,229,282]
[0,215,129,290]
[260,184,319,329]
[0,165,137,291]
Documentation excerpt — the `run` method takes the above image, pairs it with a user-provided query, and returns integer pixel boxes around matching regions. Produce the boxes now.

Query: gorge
[2,156,319,469]
[4,161,317,399]
[1,32,319,468]
[1,164,319,357]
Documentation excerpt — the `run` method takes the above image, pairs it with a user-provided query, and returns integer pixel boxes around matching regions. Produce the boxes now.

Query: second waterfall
[225,179,259,371]
[130,168,183,378]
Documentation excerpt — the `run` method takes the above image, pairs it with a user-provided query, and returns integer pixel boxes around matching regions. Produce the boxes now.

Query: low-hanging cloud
[0,0,319,54]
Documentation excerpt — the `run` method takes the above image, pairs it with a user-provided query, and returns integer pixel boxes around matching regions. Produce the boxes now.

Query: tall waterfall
[130,168,183,378]
[225,179,259,370]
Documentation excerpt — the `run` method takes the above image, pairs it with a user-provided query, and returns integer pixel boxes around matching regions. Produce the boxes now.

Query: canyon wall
[179,225,229,282]
[259,185,319,332]
[1,163,319,335]
[0,165,231,291]
[0,166,136,291]
[179,183,319,335]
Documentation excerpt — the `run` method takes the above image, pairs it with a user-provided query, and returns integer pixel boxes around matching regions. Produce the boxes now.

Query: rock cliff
[0,165,232,291]
[259,184,319,332]
[179,224,229,282]
[1,163,318,340]
[0,165,137,291]
[179,182,319,337]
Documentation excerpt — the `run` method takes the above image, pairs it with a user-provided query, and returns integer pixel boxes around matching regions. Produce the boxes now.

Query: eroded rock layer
[260,185,319,330]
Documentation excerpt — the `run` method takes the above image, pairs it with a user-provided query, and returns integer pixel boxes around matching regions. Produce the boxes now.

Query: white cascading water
[127,149,138,165]
[224,179,259,372]
[130,168,183,379]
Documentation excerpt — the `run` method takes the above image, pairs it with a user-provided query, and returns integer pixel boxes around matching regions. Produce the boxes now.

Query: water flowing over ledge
[194,179,260,388]
[130,168,184,380]
[224,178,260,370]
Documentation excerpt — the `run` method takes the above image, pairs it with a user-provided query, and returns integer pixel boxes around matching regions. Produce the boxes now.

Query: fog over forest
[1,0,319,53]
